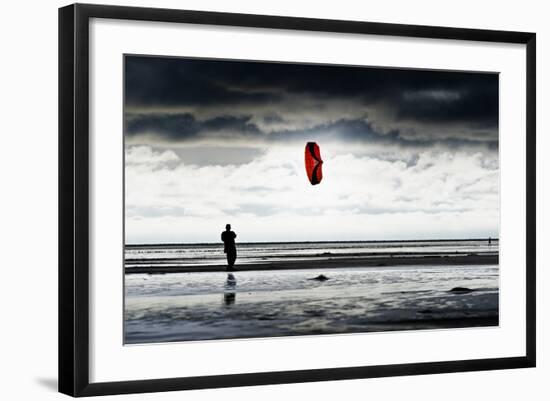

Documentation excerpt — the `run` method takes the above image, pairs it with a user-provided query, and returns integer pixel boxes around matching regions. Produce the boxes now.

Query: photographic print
[123,55,499,344]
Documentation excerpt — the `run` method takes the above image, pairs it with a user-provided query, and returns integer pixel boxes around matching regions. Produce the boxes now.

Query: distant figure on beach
[488,237,492,246]
[221,224,237,271]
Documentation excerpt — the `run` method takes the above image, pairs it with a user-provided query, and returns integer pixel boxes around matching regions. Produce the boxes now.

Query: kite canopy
[304,142,323,185]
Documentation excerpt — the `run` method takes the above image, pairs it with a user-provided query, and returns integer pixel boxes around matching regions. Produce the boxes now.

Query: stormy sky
[124,55,499,244]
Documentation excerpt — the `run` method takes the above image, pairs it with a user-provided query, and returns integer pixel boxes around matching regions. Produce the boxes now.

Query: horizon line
[125,237,500,247]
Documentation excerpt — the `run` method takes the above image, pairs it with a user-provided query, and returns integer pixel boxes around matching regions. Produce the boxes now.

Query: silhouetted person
[221,224,237,271]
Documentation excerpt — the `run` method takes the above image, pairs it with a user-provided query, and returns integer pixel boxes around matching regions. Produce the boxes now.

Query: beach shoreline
[125,316,499,344]
[125,253,498,274]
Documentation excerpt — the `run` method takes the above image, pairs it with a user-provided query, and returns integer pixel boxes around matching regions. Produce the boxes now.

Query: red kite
[304,142,323,185]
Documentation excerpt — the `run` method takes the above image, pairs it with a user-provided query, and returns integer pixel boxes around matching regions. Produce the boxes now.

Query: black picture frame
[59,3,536,397]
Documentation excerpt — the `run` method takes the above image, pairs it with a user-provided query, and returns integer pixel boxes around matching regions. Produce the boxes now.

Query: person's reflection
[223,273,236,306]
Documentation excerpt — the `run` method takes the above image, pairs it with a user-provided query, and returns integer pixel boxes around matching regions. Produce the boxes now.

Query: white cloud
[125,145,498,244]
[125,145,179,165]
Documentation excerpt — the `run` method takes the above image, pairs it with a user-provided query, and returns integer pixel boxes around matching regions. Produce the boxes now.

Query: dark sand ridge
[125,252,498,274]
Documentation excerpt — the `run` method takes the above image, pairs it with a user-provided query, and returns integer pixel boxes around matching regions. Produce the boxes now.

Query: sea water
[125,239,498,268]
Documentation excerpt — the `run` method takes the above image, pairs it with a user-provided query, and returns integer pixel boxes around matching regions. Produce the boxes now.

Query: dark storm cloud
[126,112,497,150]
[125,56,281,107]
[269,117,494,148]
[397,86,498,127]
[125,55,499,146]
[262,113,286,124]
[126,113,261,140]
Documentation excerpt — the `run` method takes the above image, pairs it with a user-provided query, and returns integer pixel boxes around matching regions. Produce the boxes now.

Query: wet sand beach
[125,252,497,274]
[125,262,499,343]
[124,240,499,343]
